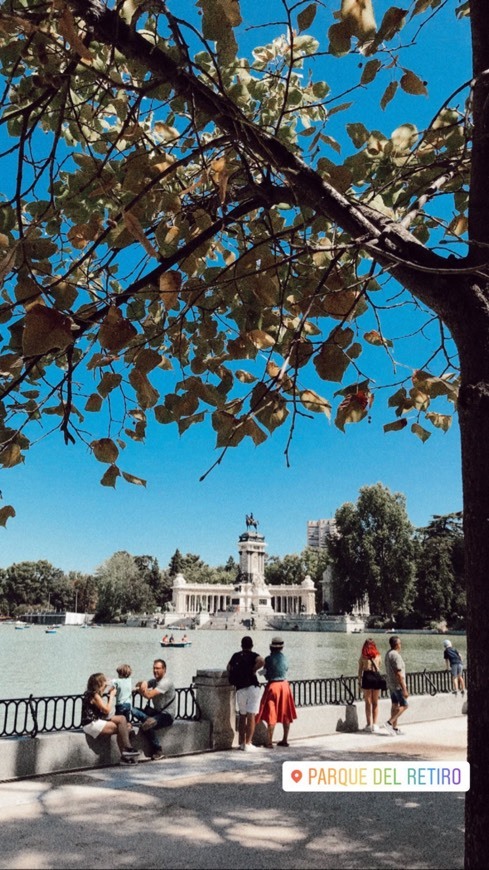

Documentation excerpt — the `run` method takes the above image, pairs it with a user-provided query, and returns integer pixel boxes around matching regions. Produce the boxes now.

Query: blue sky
[0,386,462,574]
[0,1,469,574]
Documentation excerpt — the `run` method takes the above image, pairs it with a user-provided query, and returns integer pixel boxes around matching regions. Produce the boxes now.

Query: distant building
[20,611,91,626]
[308,519,369,619]
[171,522,316,618]
[307,519,338,550]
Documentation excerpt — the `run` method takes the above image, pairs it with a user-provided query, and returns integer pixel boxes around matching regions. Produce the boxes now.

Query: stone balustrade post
[193,668,235,750]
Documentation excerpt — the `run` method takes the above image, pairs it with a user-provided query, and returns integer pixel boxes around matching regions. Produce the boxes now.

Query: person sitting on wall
[135,659,176,760]
[81,672,139,763]
[110,663,149,725]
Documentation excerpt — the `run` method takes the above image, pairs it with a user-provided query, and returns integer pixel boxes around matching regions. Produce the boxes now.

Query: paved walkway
[0,718,467,870]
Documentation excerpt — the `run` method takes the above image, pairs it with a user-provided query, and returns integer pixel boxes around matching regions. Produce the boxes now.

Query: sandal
[277,740,289,747]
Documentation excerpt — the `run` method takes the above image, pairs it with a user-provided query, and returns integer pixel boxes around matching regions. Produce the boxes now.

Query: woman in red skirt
[256,636,297,747]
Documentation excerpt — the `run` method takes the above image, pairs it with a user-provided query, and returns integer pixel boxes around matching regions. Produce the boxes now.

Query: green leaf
[314,327,361,382]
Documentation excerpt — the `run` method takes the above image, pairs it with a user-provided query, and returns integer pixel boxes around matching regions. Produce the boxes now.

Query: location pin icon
[291,769,302,783]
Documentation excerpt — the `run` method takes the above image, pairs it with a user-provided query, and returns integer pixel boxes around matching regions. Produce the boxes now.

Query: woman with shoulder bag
[358,638,385,733]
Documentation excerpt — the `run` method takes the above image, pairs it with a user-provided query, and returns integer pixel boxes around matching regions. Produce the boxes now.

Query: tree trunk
[453,290,489,869]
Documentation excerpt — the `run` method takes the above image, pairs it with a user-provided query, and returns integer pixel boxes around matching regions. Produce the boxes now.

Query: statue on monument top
[245,512,259,531]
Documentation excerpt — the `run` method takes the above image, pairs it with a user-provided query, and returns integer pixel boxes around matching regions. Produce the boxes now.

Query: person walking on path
[227,635,264,752]
[384,636,409,736]
[135,659,176,760]
[81,672,140,762]
[443,639,466,694]
[358,638,383,733]
[256,636,297,748]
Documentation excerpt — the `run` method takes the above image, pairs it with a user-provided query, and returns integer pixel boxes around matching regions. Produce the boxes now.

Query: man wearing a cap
[256,636,297,748]
[443,639,465,695]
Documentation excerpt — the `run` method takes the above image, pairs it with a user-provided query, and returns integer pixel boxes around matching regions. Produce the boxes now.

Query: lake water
[0,626,467,699]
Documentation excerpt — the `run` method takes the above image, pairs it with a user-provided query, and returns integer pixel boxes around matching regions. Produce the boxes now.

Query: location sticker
[283,761,470,792]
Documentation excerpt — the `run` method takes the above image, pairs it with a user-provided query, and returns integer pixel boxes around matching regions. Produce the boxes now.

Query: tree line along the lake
[0,483,464,630]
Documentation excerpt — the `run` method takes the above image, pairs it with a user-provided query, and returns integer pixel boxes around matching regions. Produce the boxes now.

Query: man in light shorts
[227,636,264,752]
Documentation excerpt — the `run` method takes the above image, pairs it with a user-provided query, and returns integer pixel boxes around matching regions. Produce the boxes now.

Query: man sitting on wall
[135,658,176,760]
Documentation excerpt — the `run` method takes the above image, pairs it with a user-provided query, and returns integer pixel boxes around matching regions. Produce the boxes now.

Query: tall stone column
[193,669,235,750]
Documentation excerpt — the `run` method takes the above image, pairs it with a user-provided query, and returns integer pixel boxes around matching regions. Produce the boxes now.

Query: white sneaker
[371,724,381,733]
[243,743,259,752]
[362,725,372,732]
[384,721,396,736]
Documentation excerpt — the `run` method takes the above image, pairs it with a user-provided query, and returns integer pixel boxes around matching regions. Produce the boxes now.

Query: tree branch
[65,1,458,314]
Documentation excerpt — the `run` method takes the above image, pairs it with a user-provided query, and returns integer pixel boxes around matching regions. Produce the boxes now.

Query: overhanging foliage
[0,0,471,526]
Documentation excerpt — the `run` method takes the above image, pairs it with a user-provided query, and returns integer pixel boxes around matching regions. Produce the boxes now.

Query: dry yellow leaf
[159,271,182,308]
[58,7,94,61]
[98,306,137,352]
[22,304,73,356]
[123,211,158,258]
[340,0,376,40]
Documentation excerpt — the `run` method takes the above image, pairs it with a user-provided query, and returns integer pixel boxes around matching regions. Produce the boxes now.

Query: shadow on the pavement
[0,757,465,870]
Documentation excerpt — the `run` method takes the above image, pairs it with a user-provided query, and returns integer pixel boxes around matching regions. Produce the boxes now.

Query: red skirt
[256,681,297,726]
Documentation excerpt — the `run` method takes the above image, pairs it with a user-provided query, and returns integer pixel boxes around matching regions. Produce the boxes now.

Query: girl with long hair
[81,672,139,762]
[358,638,382,733]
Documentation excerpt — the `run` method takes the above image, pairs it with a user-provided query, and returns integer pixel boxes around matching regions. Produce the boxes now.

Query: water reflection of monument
[171,516,316,620]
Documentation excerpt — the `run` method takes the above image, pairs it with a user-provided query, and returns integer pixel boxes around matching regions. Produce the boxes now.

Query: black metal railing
[0,669,465,738]
[290,668,467,708]
[0,687,200,739]
[289,675,357,707]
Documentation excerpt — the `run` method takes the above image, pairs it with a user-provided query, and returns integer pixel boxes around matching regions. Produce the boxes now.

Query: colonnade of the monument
[172,586,315,615]
[174,592,232,613]
[271,595,307,614]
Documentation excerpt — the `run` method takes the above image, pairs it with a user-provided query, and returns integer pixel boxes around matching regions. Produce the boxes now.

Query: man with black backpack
[227,636,264,752]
